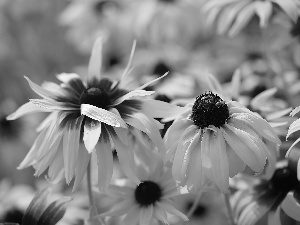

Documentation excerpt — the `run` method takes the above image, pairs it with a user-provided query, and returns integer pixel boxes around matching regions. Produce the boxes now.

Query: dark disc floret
[135,181,162,207]
[270,167,299,194]
[190,92,229,129]
[80,87,111,110]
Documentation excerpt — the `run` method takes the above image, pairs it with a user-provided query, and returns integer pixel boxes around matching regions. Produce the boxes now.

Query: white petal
[81,104,127,128]
[98,199,134,217]
[112,135,140,184]
[119,40,136,88]
[233,113,281,144]
[112,90,154,106]
[251,88,277,110]
[227,147,246,177]
[281,192,300,221]
[268,205,281,225]
[228,3,255,37]
[88,37,103,81]
[24,76,57,100]
[126,113,166,156]
[290,106,300,117]
[72,144,91,192]
[255,1,272,27]
[122,205,139,225]
[6,101,50,120]
[139,206,153,225]
[96,141,113,193]
[56,73,81,83]
[205,72,225,98]
[287,118,300,139]
[272,0,298,23]
[153,206,168,224]
[63,118,82,184]
[136,72,169,90]
[209,129,229,193]
[46,150,64,184]
[265,107,292,121]
[141,99,189,120]
[83,120,102,153]
[221,125,265,173]
[29,99,79,111]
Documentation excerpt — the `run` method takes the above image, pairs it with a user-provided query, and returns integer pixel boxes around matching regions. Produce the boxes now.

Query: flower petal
[6,101,51,120]
[227,146,246,177]
[142,99,189,120]
[96,140,113,193]
[72,144,91,192]
[112,90,155,106]
[56,73,81,83]
[268,205,281,225]
[24,76,57,100]
[98,199,134,217]
[209,129,229,193]
[139,205,153,225]
[255,1,272,27]
[281,192,300,221]
[63,117,82,184]
[251,88,277,110]
[222,124,265,173]
[30,99,79,111]
[111,135,140,185]
[88,37,103,81]
[157,200,188,222]
[232,113,281,145]
[122,205,139,225]
[272,0,298,23]
[81,104,127,128]
[83,120,102,153]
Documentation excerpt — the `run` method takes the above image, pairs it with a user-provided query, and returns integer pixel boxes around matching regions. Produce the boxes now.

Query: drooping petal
[139,205,153,225]
[6,101,51,120]
[29,99,79,111]
[83,120,102,153]
[46,150,64,184]
[209,129,229,193]
[287,118,300,139]
[88,37,103,81]
[126,113,166,156]
[96,140,113,193]
[63,117,83,184]
[227,146,246,177]
[112,90,155,106]
[73,144,91,193]
[81,104,127,128]
[281,192,300,221]
[221,125,265,173]
[141,99,189,120]
[111,135,140,184]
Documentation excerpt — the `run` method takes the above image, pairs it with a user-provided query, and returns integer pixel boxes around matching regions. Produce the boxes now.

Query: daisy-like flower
[232,156,300,225]
[6,38,185,192]
[203,0,299,36]
[164,91,281,194]
[95,148,188,225]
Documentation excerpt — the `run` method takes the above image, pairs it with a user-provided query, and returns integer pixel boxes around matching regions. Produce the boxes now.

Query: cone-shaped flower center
[270,167,299,194]
[190,92,229,129]
[135,181,162,207]
[80,87,111,110]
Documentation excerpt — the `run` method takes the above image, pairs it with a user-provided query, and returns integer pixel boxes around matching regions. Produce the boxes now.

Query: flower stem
[224,193,236,225]
[87,161,95,206]
[186,191,202,219]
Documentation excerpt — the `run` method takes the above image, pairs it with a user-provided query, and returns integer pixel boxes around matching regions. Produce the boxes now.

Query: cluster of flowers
[3,0,300,225]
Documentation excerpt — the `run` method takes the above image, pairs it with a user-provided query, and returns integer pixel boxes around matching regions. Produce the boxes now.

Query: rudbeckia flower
[232,157,300,225]
[95,147,188,225]
[164,91,281,194]
[6,38,185,192]
[203,0,299,36]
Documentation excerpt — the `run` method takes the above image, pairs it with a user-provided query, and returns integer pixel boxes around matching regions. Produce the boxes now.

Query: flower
[203,0,299,36]
[164,91,281,194]
[232,157,300,225]
[7,38,185,192]
[95,147,188,225]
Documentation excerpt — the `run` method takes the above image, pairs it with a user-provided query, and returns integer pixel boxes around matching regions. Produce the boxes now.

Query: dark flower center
[135,181,162,207]
[1,208,24,224]
[290,17,300,42]
[152,61,171,77]
[190,92,229,129]
[270,167,299,194]
[80,87,111,110]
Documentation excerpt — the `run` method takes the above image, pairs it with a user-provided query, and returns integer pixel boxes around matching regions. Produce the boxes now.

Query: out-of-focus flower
[203,0,299,36]
[0,179,34,224]
[96,144,188,225]
[126,0,204,46]
[171,191,228,225]
[232,157,300,225]
[164,91,281,194]
[59,0,130,54]
[7,38,186,192]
